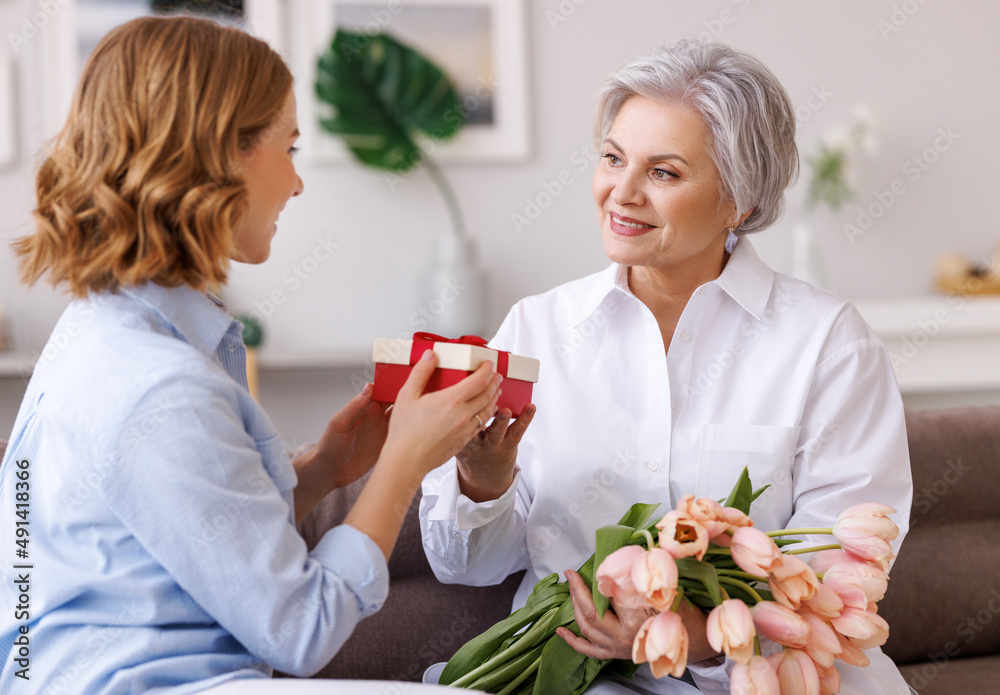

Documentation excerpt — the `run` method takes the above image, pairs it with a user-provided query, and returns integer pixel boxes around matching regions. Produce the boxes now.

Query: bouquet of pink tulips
[439,468,899,695]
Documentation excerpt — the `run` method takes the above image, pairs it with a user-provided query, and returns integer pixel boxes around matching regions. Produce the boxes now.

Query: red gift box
[372,333,539,417]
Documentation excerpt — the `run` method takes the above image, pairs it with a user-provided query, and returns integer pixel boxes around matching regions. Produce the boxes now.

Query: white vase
[419,235,488,337]
[791,218,826,288]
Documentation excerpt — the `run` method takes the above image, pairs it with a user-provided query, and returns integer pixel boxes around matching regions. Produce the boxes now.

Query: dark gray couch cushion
[295,475,523,680]
[898,654,1000,695]
[880,407,1000,672]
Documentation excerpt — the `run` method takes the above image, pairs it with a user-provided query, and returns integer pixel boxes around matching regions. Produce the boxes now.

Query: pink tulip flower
[710,507,755,547]
[706,599,756,664]
[721,506,754,529]
[751,601,810,649]
[595,545,647,609]
[810,548,889,575]
[731,655,781,695]
[834,631,871,667]
[656,510,710,561]
[823,573,868,612]
[632,611,689,679]
[730,527,783,576]
[832,528,894,564]
[837,503,900,539]
[823,560,888,603]
[802,582,844,619]
[831,605,890,649]
[808,549,856,574]
[630,547,679,612]
[676,494,728,537]
[832,504,899,564]
[768,554,820,610]
[767,649,821,695]
[798,610,843,668]
[816,662,841,695]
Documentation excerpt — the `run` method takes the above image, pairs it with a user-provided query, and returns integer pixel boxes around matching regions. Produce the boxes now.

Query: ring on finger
[474,413,484,429]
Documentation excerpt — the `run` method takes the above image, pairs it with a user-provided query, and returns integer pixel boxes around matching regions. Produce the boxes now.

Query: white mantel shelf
[2,296,999,397]
[0,352,33,379]
[853,294,1000,395]
[254,345,372,371]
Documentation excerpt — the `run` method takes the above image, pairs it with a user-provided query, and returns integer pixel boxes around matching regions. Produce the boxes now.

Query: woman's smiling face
[593,96,737,275]
[231,91,304,265]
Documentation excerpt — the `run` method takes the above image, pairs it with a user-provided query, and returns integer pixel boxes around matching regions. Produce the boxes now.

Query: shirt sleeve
[690,309,914,695]
[96,369,389,677]
[419,305,533,586]
[787,322,913,562]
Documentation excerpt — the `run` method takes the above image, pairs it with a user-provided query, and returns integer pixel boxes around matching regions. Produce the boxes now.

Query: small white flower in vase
[796,105,883,287]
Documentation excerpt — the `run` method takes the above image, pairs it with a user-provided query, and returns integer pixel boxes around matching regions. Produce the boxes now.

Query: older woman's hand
[455,404,535,503]
[555,569,720,665]
[383,353,503,474]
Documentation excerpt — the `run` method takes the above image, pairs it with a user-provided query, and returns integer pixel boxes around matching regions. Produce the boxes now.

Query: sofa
[295,406,1000,693]
[1,406,996,691]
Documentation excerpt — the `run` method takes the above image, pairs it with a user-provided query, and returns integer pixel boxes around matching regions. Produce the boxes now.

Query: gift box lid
[372,334,539,383]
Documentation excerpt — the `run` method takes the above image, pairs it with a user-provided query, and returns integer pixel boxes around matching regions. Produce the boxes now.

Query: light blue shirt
[0,283,389,693]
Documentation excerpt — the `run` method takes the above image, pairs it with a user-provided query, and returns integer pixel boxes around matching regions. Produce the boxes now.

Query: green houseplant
[314,28,487,335]
[315,28,469,241]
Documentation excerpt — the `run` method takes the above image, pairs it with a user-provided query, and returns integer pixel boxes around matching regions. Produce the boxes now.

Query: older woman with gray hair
[421,40,913,694]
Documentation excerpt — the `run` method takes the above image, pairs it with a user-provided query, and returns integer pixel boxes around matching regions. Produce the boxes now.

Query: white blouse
[420,237,913,694]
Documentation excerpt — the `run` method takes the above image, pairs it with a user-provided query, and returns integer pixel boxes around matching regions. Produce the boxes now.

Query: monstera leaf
[316,29,464,171]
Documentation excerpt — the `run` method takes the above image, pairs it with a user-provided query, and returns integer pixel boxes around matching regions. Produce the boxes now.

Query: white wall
[2,0,998,444]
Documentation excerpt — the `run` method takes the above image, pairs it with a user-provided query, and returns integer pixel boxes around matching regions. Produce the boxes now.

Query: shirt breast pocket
[696,424,800,506]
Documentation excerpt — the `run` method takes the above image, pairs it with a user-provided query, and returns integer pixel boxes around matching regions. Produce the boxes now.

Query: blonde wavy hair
[14,15,293,296]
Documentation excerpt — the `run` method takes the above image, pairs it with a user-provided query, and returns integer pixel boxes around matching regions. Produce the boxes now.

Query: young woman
[0,15,500,693]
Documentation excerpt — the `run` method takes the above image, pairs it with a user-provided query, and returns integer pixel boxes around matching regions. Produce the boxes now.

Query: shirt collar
[122,283,239,358]
[573,263,628,326]
[713,235,775,320]
[574,235,775,325]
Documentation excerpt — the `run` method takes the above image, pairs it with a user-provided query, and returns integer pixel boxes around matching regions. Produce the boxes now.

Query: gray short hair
[593,40,798,235]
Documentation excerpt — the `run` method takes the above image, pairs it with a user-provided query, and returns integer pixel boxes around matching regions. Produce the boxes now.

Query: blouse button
[680,330,692,341]
[647,460,660,472]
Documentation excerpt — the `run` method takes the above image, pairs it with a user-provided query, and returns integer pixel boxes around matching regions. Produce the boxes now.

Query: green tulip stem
[716,568,768,583]
[783,543,841,556]
[754,635,762,657]
[718,576,764,603]
[495,654,542,695]
[764,528,833,537]
[422,153,468,239]
[633,529,656,551]
[705,547,733,556]
[670,588,685,613]
[449,606,557,689]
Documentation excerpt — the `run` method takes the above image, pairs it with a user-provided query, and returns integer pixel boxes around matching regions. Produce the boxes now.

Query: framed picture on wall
[39,0,286,139]
[289,0,529,163]
[0,50,16,168]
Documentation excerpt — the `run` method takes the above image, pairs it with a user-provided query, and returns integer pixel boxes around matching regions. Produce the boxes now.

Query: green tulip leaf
[532,630,590,695]
[467,642,545,693]
[616,502,661,530]
[675,557,724,606]
[687,592,718,612]
[441,586,567,686]
[723,466,754,514]
[315,29,463,172]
